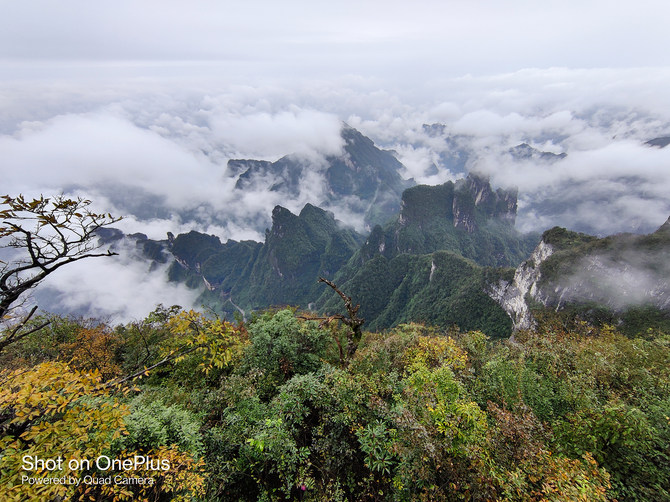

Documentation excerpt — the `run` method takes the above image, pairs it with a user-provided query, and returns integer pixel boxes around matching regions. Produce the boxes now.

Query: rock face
[489,219,670,331]
[452,174,518,231]
[509,143,567,162]
[363,173,535,267]
[645,136,670,148]
[488,240,554,331]
[394,173,518,237]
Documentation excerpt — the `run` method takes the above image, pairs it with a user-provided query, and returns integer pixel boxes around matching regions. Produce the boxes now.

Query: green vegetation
[2,306,669,501]
[158,174,538,329]
[5,193,668,499]
[366,179,539,268]
[318,251,513,337]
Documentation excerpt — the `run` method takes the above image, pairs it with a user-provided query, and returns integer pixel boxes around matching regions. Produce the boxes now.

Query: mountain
[645,136,670,148]
[354,173,537,268]
[316,249,515,336]
[124,173,537,336]
[229,125,413,228]
[508,143,567,162]
[165,203,364,315]
[122,171,669,338]
[313,174,538,335]
[489,219,670,334]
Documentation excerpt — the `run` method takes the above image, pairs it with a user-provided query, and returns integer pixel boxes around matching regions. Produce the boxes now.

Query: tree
[0,194,121,353]
[299,277,365,366]
[0,361,128,502]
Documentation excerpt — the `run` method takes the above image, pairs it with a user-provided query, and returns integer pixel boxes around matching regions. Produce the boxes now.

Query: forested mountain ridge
[88,125,670,339]
[165,203,364,314]
[353,173,537,267]
[130,172,534,336]
[119,170,670,339]
[314,175,539,336]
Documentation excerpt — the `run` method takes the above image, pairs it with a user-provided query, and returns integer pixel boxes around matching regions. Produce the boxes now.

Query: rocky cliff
[359,173,535,268]
[487,240,554,331]
[488,221,670,332]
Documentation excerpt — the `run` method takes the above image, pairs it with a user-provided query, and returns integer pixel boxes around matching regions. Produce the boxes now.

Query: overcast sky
[2,1,670,320]
[2,0,669,81]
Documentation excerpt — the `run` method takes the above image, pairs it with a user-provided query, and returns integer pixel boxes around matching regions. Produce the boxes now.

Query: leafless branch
[302,278,365,365]
[0,194,121,353]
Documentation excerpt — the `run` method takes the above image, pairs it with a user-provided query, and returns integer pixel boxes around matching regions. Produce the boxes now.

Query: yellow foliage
[0,362,128,502]
[60,326,123,380]
[97,445,206,502]
[165,310,248,374]
[528,451,610,501]
[402,333,468,373]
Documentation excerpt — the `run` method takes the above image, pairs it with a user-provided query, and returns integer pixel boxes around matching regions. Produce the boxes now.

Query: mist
[550,247,670,312]
[2,1,670,321]
[33,237,200,323]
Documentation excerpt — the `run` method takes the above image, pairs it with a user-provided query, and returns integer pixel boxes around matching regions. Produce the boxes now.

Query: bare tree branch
[299,278,365,366]
[0,194,121,353]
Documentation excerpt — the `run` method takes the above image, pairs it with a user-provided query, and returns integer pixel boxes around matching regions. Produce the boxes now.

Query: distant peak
[646,136,670,149]
[509,143,567,162]
[654,215,670,234]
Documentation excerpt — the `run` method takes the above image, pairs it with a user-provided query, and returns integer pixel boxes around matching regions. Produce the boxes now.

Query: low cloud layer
[34,238,200,323]
[3,67,670,319]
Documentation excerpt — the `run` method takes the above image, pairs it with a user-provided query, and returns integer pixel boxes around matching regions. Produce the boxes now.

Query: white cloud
[208,109,344,159]
[35,239,200,323]
[3,0,670,323]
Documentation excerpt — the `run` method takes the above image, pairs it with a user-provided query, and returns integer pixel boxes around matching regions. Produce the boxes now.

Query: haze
[2,0,669,320]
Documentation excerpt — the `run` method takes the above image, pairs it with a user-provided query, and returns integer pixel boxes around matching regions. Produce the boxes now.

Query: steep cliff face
[489,220,670,332]
[241,204,365,309]
[453,174,518,230]
[393,173,517,237]
[386,174,535,267]
[488,240,554,331]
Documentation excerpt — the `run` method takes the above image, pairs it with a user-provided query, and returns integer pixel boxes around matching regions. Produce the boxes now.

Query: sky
[2,0,669,77]
[2,1,670,320]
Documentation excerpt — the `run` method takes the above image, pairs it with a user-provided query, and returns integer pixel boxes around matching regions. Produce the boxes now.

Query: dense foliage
[318,251,514,337]
[2,306,668,501]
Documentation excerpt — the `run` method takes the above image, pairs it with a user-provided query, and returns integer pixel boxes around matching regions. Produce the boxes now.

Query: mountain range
[98,126,670,338]
[229,125,413,228]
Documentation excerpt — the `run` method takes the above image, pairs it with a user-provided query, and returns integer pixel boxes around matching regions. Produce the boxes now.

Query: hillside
[123,173,532,337]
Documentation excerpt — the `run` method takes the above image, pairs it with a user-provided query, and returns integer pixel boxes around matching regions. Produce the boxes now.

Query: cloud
[3,65,670,319]
[471,139,670,235]
[3,1,670,80]
[209,109,344,160]
[34,238,200,323]
[1,112,218,203]
[0,104,346,234]
[6,67,670,241]
[550,247,670,312]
